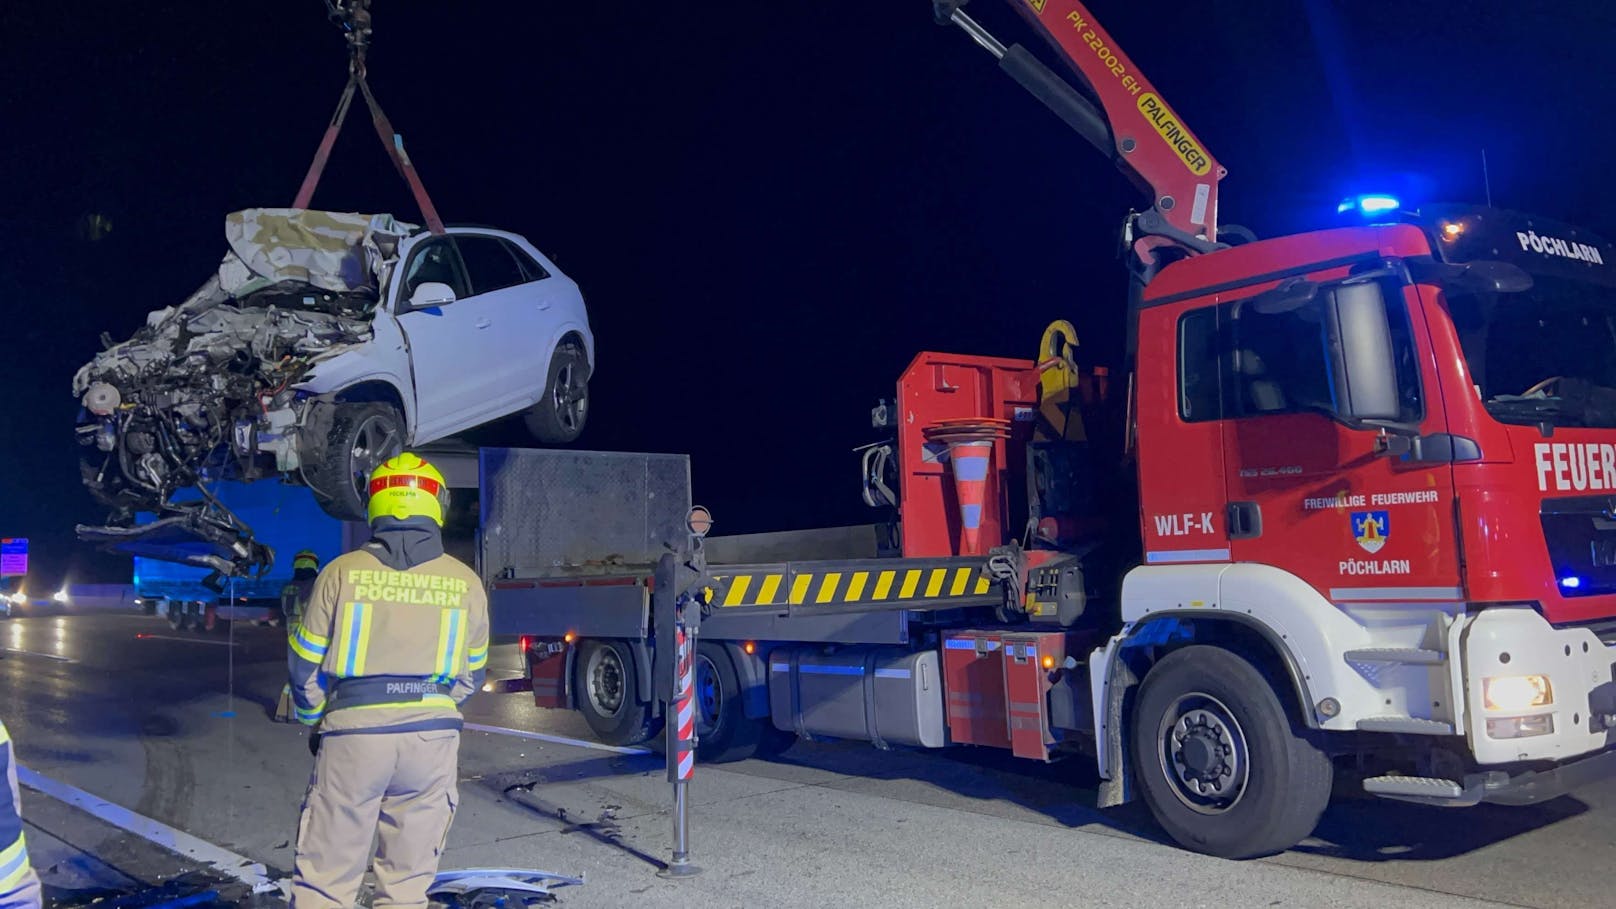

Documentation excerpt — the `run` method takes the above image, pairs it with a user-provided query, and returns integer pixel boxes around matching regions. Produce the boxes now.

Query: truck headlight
[1484,675,1553,711]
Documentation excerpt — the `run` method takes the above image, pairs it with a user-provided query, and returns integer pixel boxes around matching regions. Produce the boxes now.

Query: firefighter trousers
[290,728,459,909]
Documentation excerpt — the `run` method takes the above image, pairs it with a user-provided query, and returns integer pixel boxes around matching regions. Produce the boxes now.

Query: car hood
[72,208,416,397]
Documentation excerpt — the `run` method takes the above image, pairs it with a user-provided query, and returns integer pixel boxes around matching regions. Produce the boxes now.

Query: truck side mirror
[1326,281,1401,423]
[408,282,457,310]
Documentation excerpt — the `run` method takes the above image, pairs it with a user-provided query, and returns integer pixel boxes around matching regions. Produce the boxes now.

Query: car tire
[1130,645,1333,860]
[575,639,660,747]
[523,341,590,444]
[306,403,405,522]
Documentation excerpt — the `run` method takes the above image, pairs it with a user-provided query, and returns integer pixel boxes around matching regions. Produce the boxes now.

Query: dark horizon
[5,0,1615,585]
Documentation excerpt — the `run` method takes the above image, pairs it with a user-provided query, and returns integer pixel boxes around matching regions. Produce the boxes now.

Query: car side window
[1177,285,1423,423]
[401,239,470,304]
[455,235,527,295]
[501,239,551,282]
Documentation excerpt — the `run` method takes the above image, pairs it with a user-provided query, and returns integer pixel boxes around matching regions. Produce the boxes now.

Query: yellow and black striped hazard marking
[709,562,994,609]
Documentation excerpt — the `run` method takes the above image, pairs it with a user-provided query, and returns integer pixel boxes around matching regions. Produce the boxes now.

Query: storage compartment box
[941,631,1013,749]
[768,646,946,748]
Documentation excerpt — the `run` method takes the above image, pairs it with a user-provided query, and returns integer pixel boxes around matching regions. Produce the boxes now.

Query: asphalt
[1,610,1612,908]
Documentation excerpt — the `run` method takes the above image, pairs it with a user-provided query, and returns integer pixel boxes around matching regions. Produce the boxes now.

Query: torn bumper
[76,509,273,582]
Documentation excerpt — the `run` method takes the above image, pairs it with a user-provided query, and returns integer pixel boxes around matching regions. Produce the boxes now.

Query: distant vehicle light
[53,589,69,604]
[1337,193,1402,216]
[1441,220,1465,240]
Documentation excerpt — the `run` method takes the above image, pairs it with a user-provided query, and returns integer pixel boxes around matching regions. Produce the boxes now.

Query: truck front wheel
[575,640,660,747]
[1130,645,1332,860]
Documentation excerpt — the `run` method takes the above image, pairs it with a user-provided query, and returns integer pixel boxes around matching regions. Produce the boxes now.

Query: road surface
[1,611,1610,907]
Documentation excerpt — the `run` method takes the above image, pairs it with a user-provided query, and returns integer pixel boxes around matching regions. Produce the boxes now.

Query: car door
[1213,278,1462,604]
[392,236,502,440]
[452,234,556,404]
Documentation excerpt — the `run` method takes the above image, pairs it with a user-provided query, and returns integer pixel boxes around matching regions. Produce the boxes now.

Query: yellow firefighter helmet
[366,453,450,526]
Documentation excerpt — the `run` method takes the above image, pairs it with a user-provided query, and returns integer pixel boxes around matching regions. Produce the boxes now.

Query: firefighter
[273,550,323,723]
[280,549,321,628]
[1,718,43,909]
[287,453,488,909]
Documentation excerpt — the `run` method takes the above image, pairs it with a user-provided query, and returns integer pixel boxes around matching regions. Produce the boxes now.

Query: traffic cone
[273,683,295,723]
[945,437,995,555]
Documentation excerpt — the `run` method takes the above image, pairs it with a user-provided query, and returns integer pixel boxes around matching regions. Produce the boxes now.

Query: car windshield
[1448,275,1616,428]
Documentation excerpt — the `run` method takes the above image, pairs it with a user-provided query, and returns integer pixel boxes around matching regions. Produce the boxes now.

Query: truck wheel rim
[349,413,401,505]
[553,362,587,433]
[1156,692,1250,815]
[695,653,721,737]
[585,648,625,717]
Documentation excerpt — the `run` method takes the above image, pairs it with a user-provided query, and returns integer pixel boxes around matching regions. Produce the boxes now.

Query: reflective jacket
[280,575,315,628]
[288,548,489,735]
[0,719,41,909]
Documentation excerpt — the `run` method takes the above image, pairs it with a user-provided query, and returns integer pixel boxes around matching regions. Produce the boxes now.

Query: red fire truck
[485,0,1616,858]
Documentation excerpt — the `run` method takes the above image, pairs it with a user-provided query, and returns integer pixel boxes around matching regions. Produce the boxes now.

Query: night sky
[5,0,1615,585]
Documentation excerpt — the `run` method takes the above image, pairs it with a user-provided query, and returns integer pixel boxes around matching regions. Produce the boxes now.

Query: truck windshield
[1448,275,1616,428]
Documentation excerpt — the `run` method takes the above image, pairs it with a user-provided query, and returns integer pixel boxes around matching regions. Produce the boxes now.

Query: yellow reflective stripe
[756,575,782,605]
[355,605,374,676]
[436,609,465,681]
[333,603,371,677]
[975,576,992,594]
[788,574,813,605]
[290,633,325,664]
[340,694,458,711]
[0,723,10,747]
[925,569,947,598]
[722,575,752,607]
[845,572,868,602]
[467,643,489,670]
[0,837,30,890]
[294,701,326,725]
[873,571,896,600]
[295,624,330,652]
[816,573,842,604]
[898,570,922,599]
[950,568,972,596]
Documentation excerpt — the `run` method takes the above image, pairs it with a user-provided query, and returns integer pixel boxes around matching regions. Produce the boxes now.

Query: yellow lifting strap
[1036,320,1087,443]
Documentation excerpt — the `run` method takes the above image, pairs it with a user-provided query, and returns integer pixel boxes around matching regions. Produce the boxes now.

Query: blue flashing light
[1560,576,1583,589]
[1337,193,1402,216]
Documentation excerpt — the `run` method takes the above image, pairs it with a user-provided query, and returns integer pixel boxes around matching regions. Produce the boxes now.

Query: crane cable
[294,0,446,234]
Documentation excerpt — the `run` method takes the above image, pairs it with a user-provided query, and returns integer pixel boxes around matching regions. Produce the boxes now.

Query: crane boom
[937,1,1226,252]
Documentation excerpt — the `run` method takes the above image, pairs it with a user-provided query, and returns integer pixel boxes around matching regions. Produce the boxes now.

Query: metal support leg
[660,596,701,878]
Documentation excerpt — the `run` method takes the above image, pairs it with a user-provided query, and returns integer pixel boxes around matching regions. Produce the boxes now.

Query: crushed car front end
[73,208,414,575]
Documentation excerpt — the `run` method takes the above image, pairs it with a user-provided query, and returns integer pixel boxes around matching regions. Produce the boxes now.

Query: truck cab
[1132,204,1616,774]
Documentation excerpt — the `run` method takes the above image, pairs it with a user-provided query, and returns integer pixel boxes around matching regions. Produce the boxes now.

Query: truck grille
[1540,495,1616,598]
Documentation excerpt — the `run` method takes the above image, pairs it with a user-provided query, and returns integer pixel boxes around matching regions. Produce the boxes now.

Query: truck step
[1363,775,1463,800]
[1344,648,1445,665]
[1356,716,1455,735]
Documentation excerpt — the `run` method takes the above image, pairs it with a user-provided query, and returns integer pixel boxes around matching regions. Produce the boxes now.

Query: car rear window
[502,239,552,282]
[456,235,527,294]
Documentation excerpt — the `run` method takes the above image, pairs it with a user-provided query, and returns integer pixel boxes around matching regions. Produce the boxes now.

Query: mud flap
[1094,638,1139,809]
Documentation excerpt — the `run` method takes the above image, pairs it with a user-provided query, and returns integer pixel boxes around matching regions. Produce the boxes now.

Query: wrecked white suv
[74,208,594,527]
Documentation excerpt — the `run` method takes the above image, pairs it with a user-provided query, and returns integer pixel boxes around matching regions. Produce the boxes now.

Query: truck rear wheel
[1130,645,1332,859]
[693,641,765,764]
[575,640,659,747]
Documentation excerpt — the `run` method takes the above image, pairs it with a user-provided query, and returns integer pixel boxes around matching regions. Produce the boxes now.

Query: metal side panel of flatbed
[489,552,1001,647]
[478,447,1003,646]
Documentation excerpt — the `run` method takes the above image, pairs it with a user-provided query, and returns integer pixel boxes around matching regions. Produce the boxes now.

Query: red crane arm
[939,1,1226,249]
